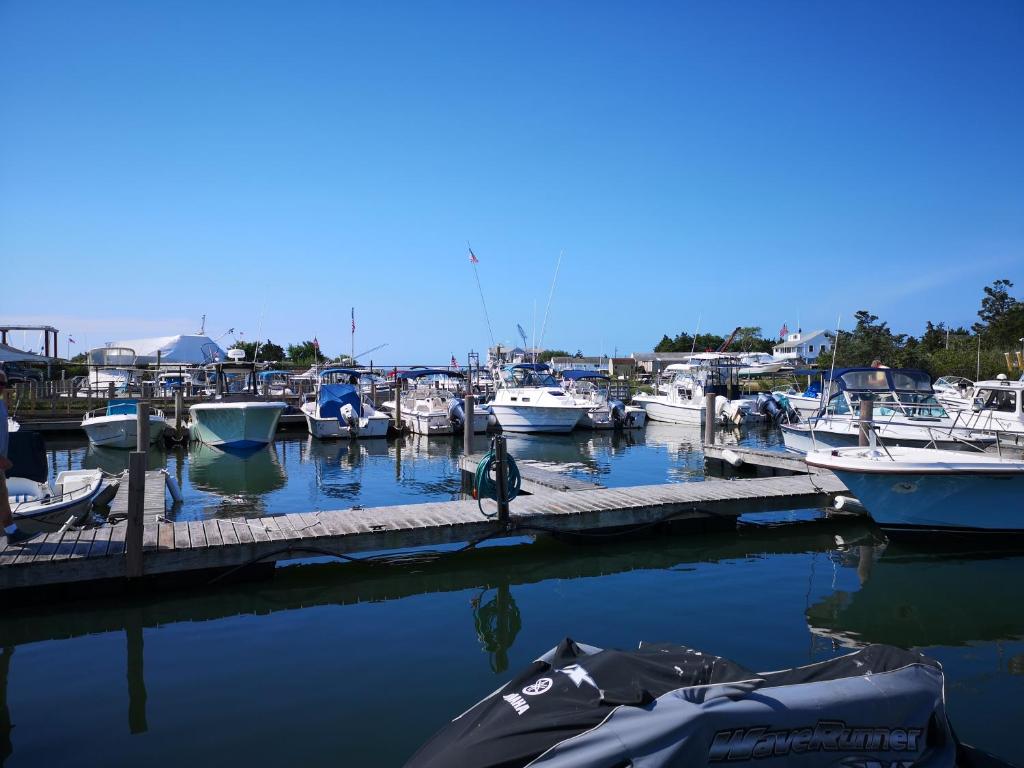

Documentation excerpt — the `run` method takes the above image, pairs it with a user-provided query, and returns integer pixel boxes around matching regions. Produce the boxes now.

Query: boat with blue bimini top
[405,637,1012,768]
[488,363,590,434]
[781,367,995,454]
[559,370,646,430]
[389,368,488,436]
[806,444,1024,537]
[301,368,390,440]
[188,352,286,449]
[81,398,167,449]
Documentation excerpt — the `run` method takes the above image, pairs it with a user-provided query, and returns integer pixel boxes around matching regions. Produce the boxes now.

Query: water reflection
[188,443,286,497]
[807,544,1024,648]
[83,444,169,474]
[471,585,521,673]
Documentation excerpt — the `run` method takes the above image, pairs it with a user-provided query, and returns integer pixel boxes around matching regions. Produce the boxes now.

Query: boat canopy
[506,363,551,371]
[257,370,291,379]
[834,368,932,393]
[318,367,365,380]
[396,368,464,379]
[106,398,138,416]
[317,384,361,420]
[561,370,609,381]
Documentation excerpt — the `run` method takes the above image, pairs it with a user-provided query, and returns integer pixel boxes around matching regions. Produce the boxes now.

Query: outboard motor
[608,400,625,429]
[773,392,799,423]
[448,397,466,430]
[756,392,786,424]
[340,403,360,437]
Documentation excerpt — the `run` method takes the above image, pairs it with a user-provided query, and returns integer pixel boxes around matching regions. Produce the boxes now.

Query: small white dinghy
[6,469,107,534]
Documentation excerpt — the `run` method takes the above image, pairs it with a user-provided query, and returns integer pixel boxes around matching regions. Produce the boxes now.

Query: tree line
[654,279,1024,379]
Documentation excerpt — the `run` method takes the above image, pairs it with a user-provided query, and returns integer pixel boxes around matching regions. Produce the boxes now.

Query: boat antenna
[537,249,563,355]
[823,315,841,410]
[252,301,267,364]
[690,314,701,355]
[198,314,206,335]
[467,242,495,348]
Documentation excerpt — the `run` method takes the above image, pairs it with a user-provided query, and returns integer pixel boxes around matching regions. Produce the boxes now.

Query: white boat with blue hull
[301,368,390,440]
[81,399,167,449]
[488,363,589,434]
[782,367,995,453]
[806,445,1024,535]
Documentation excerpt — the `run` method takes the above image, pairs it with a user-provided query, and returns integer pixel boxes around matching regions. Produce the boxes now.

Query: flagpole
[468,242,495,348]
[351,307,355,365]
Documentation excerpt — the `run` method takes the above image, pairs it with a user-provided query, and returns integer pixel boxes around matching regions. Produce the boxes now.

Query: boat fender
[161,471,184,503]
[833,495,867,514]
[721,448,744,468]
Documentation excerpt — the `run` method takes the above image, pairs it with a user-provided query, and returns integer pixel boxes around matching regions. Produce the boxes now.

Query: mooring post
[704,392,717,445]
[174,388,184,440]
[858,394,874,447]
[107,381,115,401]
[494,434,510,524]
[126,400,149,578]
[394,377,402,433]
[463,393,475,455]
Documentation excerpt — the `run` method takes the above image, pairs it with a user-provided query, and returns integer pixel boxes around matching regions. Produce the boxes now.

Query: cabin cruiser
[406,636,998,768]
[737,351,790,376]
[781,368,995,453]
[934,376,1024,442]
[388,369,488,436]
[257,370,295,397]
[633,354,753,426]
[188,353,286,449]
[76,346,140,396]
[81,398,167,448]
[559,370,646,429]
[807,445,1024,535]
[301,368,390,439]
[933,375,976,411]
[488,363,590,433]
[6,469,107,533]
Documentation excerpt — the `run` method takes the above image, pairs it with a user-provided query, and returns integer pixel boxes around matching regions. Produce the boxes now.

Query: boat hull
[488,404,585,433]
[189,402,285,449]
[305,411,390,440]
[82,414,166,449]
[824,468,1024,534]
[7,470,106,534]
[781,423,993,454]
[405,410,489,436]
[634,396,703,425]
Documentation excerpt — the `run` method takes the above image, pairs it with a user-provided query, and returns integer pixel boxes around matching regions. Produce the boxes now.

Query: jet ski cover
[405,638,959,768]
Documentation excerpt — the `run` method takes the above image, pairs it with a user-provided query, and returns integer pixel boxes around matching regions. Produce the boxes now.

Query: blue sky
[2,1,1021,363]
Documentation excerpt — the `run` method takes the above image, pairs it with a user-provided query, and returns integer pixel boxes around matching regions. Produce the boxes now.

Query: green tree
[233,340,286,363]
[537,349,571,363]
[973,279,1024,349]
[287,340,326,365]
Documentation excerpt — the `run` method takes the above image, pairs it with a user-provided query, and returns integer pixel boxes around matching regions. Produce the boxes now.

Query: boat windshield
[975,388,1019,413]
[506,368,558,387]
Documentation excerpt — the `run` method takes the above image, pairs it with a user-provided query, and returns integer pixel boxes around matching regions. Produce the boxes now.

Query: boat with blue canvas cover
[806,445,1024,536]
[301,368,390,439]
[81,398,167,449]
[781,367,995,453]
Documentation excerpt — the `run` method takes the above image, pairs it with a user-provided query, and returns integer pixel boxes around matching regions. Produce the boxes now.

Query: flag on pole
[779,323,789,338]
[450,355,458,368]
[68,336,76,344]
[313,337,320,350]
[351,308,355,333]
[468,247,479,264]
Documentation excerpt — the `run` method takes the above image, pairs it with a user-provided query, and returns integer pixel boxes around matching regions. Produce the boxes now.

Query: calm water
[2,425,1019,766]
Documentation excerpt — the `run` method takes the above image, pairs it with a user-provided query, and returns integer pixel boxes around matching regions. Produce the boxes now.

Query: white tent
[109,335,228,365]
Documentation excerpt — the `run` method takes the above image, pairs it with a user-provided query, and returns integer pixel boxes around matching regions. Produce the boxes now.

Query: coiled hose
[474,442,522,518]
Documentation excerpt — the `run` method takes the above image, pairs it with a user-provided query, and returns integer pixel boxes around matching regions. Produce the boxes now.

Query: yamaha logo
[523,678,553,696]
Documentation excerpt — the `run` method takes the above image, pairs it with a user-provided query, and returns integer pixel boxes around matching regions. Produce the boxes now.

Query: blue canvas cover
[317,384,361,421]
[106,398,138,416]
[561,370,609,381]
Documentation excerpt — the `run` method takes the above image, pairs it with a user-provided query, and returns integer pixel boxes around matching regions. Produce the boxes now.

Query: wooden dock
[0,472,848,592]
[107,470,172,523]
[458,454,603,495]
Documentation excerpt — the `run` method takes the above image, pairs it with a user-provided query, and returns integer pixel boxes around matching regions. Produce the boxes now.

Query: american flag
[313,336,320,350]
[351,308,355,333]
[450,355,458,368]
[779,324,789,338]
[68,336,77,344]
[468,247,479,264]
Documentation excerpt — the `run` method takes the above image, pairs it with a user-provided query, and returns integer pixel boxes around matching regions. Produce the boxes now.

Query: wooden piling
[463,394,475,454]
[125,451,147,578]
[107,382,115,401]
[704,392,717,445]
[494,435,510,523]
[394,378,402,433]
[858,395,874,447]
[174,389,184,439]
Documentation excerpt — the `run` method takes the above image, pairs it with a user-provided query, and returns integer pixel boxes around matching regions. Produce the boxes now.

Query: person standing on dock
[0,371,33,544]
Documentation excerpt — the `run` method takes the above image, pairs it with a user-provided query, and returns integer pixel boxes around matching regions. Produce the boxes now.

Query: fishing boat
[5,469,107,534]
[934,377,1024,442]
[781,368,995,453]
[632,354,753,426]
[389,369,488,436]
[933,374,976,411]
[488,363,590,433]
[559,370,645,429]
[737,351,790,376]
[406,636,1000,768]
[257,370,295,397]
[77,346,140,396]
[301,368,390,439]
[81,398,167,448]
[806,445,1024,535]
[188,354,286,449]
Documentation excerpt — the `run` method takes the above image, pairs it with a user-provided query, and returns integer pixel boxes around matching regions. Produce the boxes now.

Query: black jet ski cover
[405,638,962,768]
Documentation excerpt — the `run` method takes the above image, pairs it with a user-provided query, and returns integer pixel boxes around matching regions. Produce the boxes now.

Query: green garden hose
[474,443,522,518]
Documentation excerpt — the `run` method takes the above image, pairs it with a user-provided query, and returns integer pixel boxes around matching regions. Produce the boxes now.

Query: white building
[773,329,833,362]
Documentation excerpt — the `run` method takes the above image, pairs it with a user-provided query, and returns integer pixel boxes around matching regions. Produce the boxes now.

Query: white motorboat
[806,445,1024,535]
[257,370,296,397]
[81,399,167,449]
[488,364,590,433]
[301,368,390,439]
[76,346,140,396]
[559,370,645,429]
[737,352,790,376]
[932,375,975,412]
[390,369,488,436]
[781,367,995,453]
[189,400,286,448]
[933,377,1024,442]
[6,469,107,534]
[772,368,832,419]
[633,354,754,426]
